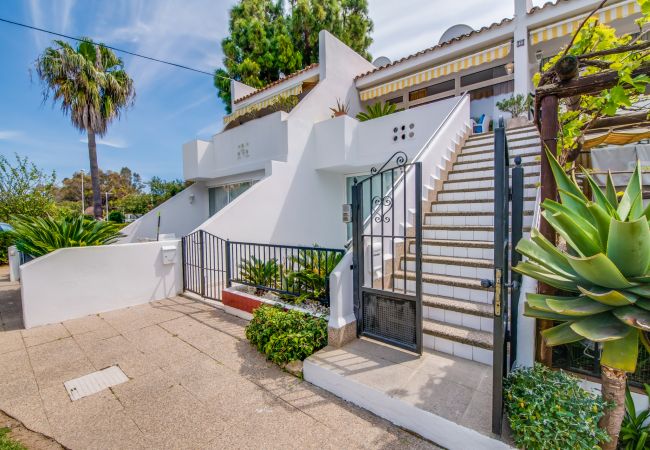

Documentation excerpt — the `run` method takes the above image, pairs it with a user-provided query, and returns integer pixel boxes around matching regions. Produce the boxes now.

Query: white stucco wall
[314,97,459,172]
[119,182,209,243]
[20,240,182,328]
[183,111,289,181]
[196,31,377,248]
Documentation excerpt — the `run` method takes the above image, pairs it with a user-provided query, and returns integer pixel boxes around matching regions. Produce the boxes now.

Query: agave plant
[513,148,650,449]
[9,215,123,257]
[355,101,397,122]
[238,256,281,295]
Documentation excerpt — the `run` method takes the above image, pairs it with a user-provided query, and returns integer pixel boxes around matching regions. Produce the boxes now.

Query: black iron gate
[352,152,423,353]
[181,230,228,301]
[486,120,525,435]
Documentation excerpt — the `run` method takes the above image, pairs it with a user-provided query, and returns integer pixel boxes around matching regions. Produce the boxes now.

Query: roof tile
[233,63,319,104]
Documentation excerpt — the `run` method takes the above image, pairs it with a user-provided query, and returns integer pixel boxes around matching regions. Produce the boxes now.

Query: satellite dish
[439,24,474,44]
[372,56,392,68]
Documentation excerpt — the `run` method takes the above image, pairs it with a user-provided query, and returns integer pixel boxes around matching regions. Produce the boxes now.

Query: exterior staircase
[396,124,541,365]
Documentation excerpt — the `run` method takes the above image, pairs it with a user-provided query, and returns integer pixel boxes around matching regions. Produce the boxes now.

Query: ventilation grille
[362,292,416,348]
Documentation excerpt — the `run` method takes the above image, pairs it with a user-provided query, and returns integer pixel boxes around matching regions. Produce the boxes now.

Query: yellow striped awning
[359,42,512,102]
[223,84,303,125]
[530,0,641,45]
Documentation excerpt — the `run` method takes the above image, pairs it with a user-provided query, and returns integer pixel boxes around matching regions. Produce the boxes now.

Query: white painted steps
[401,124,540,365]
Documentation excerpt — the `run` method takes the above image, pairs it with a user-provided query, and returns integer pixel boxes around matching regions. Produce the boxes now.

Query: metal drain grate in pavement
[64,366,129,401]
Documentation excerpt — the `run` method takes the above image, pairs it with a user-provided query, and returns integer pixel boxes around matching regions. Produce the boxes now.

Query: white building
[85,0,647,445]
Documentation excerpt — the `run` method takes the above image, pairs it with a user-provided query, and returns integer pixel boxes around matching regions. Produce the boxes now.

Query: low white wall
[328,250,355,330]
[119,182,209,243]
[20,240,182,328]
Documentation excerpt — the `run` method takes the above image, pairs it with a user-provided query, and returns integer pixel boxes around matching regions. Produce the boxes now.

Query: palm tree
[36,39,135,219]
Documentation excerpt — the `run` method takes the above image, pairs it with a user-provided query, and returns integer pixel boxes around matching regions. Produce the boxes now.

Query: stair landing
[304,338,513,450]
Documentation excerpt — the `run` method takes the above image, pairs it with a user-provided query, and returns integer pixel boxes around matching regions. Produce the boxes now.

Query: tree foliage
[534,0,650,163]
[0,153,56,223]
[35,38,135,218]
[215,0,373,112]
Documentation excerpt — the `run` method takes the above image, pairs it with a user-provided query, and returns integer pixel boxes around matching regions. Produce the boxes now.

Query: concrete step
[437,186,537,202]
[422,224,531,241]
[402,254,493,280]
[453,153,539,170]
[415,239,494,260]
[466,125,537,144]
[393,271,493,304]
[443,173,539,189]
[447,166,539,182]
[463,136,540,151]
[422,319,494,364]
[429,198,537,214]
[424,211,534,228]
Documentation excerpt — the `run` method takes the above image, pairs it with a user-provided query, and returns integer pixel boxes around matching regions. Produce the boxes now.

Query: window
[408,79,455,102]
[208,181,255,217]
[460,65,509,87]
[386,96,403,105]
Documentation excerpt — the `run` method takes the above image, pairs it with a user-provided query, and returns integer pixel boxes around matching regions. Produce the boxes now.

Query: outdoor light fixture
[505,62,514,75]
[189,194,195,204]
[535,49,543,62]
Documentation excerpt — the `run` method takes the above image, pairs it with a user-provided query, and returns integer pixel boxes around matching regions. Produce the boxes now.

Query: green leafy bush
[496,93,532,118]
[504,364,609,450]
[620,384,650,449]
[245,305,327,365]
[356,101,397,121]
[108,210,124,223]
[9,215,123,257]
[0,232,14,265]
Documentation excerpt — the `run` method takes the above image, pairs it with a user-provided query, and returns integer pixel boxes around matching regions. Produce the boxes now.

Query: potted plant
[330,98,350,118]
[496,94,532,129]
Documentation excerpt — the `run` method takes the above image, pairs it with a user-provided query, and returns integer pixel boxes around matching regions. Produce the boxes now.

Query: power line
[0,17,231,79]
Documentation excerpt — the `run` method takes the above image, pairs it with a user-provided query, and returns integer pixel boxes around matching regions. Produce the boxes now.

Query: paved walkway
[0,281,439,449]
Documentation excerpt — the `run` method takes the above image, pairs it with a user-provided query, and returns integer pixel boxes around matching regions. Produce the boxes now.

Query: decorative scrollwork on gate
[370,151,408,175]
[371,195,393,223]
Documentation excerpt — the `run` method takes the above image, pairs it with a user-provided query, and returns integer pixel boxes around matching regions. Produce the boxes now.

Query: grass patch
[0,428,27,450]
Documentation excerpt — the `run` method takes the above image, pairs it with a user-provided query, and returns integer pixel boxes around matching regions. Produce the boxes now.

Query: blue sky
[0,0,541,183]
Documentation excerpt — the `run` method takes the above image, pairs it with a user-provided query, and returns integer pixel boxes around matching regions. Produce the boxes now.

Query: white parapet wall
[119,182,209,243]
[20,240,182,328]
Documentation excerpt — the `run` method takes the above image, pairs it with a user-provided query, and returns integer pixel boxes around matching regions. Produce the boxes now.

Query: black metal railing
[182,229,345,306]
[228,241,344,306]
[182,230,228,301]
[553,340,650,388]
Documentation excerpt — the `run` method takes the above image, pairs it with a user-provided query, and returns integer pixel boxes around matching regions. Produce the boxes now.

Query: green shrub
[0,232,14,265]
[245,305,327,365]
[9,215,123,257]
[504,364,609,450]
[620,384,650,449]
[108,211,124,223]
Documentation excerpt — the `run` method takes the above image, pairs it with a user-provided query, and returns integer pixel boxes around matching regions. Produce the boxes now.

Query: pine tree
[214,0,373,112]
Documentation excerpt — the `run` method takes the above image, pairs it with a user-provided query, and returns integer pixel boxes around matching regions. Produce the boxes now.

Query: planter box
[222,285,328,321]
[507,116,530,129]
[222,288,264,319]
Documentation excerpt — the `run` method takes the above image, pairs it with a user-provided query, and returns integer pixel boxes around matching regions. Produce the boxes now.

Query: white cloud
[0,130,23,141]
[79,137,128,149]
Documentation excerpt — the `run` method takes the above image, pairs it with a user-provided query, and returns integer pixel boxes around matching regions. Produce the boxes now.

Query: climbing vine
[534,0,650,163]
